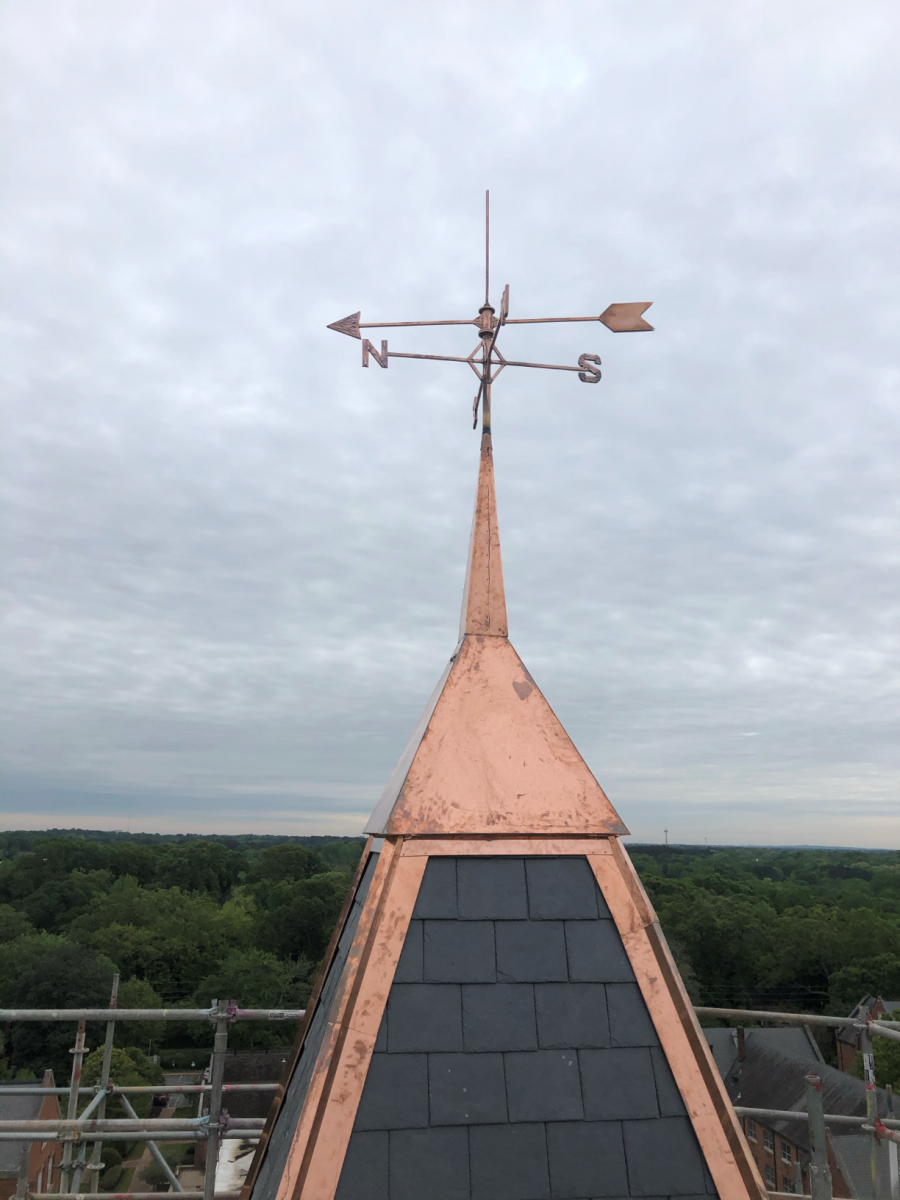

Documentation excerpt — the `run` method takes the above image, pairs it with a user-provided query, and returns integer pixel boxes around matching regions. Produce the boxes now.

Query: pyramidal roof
[366,426,628,839]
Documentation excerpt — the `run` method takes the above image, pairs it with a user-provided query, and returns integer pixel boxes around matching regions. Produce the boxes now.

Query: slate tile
[458,857,528,919]
[413,857,458,918]
[564,920,635,983]
[374,1013,388,1053]
[535,982,609,1048]
[505,1049,584,1122]
[525,858,600,919]
[622,1116,708,1196]
[579,1047,659,1120]
[389,1126,469,1200]
[429,1051,507,1125]
[469,1123,550,1200]
[606,982,660,1046]
[651,1045,687,1116]
[334,1130,389,1200]
[546,1119,628,1198]
[424,920,495,982]
[353,1054,428,1130]
[387,984,462,1052]
[496,921,568,982]
[462,984,537,1051]
[393,920,423,983]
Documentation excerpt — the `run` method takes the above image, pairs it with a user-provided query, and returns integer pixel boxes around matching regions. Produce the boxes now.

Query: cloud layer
[2,0,898,845]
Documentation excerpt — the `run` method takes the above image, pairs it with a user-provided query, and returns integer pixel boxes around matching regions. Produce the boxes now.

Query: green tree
[114,976,167,1051]
[253,844,324,884]
[20,869,113,933]
[82,1046,165,1118]
[255,872,351,962]
[191,948,312,1049]
[154,841,245,899]
[0,934,117,1077]
[69,877,252,995]
[827,955,900,1013]
[0,903,34,943]
[851,1039,900,1092]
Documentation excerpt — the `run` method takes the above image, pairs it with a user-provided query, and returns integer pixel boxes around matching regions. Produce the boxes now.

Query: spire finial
[459,425,507,638]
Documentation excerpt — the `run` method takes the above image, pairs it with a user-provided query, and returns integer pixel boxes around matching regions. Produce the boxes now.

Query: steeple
[243,200,767,1200]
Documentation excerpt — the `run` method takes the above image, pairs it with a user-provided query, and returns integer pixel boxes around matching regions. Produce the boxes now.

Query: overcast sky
[1,0,898,847]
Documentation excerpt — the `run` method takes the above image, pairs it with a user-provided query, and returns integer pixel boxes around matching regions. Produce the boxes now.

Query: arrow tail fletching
[599,302,654,332]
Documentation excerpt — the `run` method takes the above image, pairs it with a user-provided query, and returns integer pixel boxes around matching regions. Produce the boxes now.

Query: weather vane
[327,192,653,429]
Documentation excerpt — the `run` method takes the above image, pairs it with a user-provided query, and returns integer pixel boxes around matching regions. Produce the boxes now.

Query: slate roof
[0,1081,41,1175]
[723,1041,890,1146]
[704,1026,821,1084]
[719,1040,895,1199]
[334,856,719,1200]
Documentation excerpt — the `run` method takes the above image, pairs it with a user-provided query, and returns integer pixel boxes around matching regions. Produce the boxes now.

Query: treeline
[0,835,364,1077]
[630,845,900,1015]
[1,834,898,1083]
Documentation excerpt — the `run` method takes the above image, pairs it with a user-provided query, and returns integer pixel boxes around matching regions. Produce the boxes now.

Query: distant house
[706,1026,896,1198]
[0,1073,62,1200]
[836,995,900,1074]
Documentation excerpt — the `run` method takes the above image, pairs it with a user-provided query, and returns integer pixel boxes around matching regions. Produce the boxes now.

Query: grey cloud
[1,0,898,845]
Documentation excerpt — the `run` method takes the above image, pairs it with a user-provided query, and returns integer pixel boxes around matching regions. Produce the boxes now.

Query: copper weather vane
[327,192,653,429]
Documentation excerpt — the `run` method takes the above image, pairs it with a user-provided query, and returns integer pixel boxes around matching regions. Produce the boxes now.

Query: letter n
[362,340,389,368]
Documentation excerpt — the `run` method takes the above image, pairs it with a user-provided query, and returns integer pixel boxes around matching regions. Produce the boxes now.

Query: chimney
[736,1027,746,1062]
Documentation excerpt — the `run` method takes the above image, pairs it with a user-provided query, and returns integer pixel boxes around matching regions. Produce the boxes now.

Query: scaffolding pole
[0,1084,278,1097]
[734,1106,900,1132]
[203,1001,229,1200]
[59,1020,87,1195]
[118,1094,184,1193]
[0,1008,303,1022]
[805,1074,832,1200]
[32,1193,239,1199]
[85,972,119,1194]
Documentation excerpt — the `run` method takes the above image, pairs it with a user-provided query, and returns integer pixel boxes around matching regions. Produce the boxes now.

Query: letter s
[578,353,601,384]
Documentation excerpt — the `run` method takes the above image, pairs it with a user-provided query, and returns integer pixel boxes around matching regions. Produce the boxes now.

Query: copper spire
[364,414,628,839]
[459,428,507,639]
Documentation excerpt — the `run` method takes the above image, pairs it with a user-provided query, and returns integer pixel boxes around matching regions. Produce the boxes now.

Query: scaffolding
[0,980,304,1200]
[2,998,898,1199]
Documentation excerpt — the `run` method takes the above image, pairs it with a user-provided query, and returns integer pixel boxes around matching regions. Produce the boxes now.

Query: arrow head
[326,311,361,339]
[599,302,654,333]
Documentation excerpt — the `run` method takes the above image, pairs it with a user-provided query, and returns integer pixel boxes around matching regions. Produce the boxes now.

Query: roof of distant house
[717,1040,893,1198]
[704,1025,822,1084]
[0,1080,41,1175]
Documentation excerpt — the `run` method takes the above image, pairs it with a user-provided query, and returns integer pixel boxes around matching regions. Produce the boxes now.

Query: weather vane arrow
[327,192,653,429]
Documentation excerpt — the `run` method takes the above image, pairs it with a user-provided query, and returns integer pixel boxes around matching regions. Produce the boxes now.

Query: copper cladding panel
[399,836,614,857]
[382,634,627,837]
[459,430,507,638]
[589,842,768,1200]
[271,840,399,1200]
[296,850,427,1200]
[240,838,375,1200]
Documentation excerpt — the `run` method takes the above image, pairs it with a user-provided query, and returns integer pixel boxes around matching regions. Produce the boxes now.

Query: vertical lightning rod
[485,190,490,306]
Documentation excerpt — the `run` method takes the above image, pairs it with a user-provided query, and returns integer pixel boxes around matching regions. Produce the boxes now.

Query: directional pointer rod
[327,302,653,339]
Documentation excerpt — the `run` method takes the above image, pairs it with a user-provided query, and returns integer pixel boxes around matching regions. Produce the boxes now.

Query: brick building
[706,1026,896,1198]
[836,995,900,1073]
[0,1073,62,1200]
